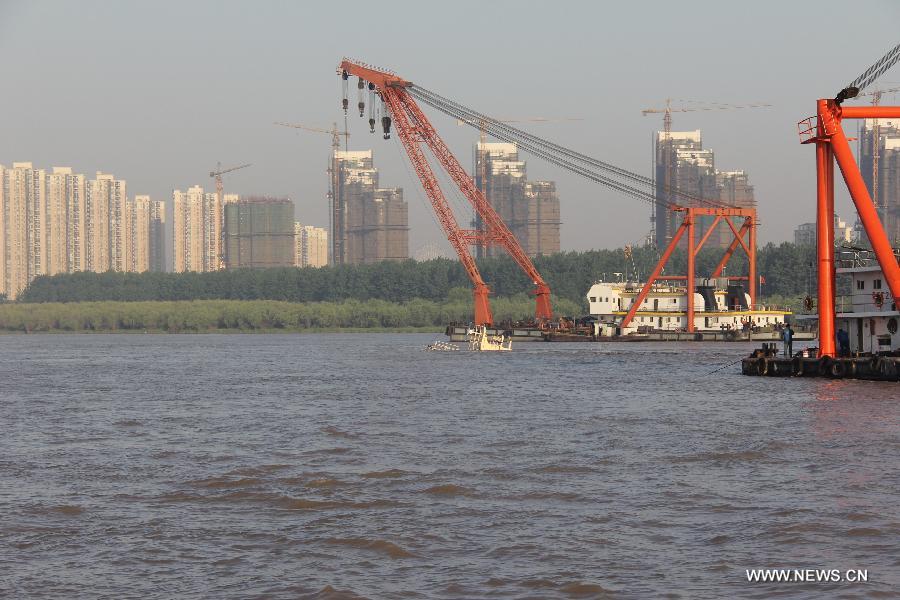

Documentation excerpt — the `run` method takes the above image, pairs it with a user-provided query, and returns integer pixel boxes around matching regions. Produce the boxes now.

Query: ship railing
[835,247,900,269]
[748,303,792,312]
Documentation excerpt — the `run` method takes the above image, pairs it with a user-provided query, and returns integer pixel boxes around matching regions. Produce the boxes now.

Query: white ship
[831,251,900,352]
[586,278,790,336]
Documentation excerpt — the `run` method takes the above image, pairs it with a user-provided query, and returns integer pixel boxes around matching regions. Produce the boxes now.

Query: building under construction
[654,130,756,249]
[223,197,295,269]
[474,142,560,258]
[858,118,900,243]
[331,149,408,265]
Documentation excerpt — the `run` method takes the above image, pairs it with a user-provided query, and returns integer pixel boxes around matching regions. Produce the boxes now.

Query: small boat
[468,326,512,351]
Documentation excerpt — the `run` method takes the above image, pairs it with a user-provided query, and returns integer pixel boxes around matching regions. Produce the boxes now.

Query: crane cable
[407,84,732,210]
[408,87,673,209]
[836,41,900,104]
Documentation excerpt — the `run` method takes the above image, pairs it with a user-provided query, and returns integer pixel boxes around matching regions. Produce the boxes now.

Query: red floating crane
[798,42,900,358]
[338,59,551,326]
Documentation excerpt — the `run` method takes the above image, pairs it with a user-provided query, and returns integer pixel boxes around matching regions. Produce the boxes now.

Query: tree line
[19,242,818,309]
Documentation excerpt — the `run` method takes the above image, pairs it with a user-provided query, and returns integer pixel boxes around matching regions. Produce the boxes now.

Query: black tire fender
[829,360,846,379]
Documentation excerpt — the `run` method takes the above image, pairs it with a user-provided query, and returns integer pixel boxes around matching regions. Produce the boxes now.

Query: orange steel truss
[620,206,757,332]
[798,101,900,358]
[338,59,552,326]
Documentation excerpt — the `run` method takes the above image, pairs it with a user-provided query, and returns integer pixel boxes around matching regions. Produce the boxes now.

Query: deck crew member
[782,323,794,357]
[837,327,850,357]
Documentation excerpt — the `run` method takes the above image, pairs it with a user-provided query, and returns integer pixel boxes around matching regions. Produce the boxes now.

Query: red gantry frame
[798,101,900,358]
[620,207,757,332]
[338,59,552,326]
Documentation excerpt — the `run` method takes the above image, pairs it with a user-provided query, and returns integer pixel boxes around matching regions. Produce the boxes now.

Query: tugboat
[468,326,512,352]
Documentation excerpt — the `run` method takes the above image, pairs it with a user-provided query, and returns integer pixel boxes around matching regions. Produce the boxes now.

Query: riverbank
[0,297,580,333]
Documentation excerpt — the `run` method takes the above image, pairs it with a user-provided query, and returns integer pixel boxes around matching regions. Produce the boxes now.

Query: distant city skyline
[3,1,900,254]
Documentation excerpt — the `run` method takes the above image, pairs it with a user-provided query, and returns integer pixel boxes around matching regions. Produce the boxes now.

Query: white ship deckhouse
[587,279,789,335]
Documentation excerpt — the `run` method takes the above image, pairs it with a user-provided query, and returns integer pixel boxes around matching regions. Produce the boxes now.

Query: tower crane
[208,162,251,270]
[209,162,252,203]
[275,121,352,266]
[274,121,350,152]
[641,99,772,139]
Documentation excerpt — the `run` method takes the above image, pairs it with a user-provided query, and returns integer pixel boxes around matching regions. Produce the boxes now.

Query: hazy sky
[3,0,900,255]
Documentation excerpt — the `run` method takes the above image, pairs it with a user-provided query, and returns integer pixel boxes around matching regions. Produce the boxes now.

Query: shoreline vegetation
[3,244,817,333]
[0,296,582,334]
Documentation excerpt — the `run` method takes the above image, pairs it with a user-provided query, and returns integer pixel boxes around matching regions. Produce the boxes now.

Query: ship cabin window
[873,279,882,290]
[857,280,865,290]
[671,298,677,304]
[590,297,596,302]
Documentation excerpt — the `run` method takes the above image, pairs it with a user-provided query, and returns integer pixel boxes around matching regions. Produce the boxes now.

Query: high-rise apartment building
[0,162,163,297]
[294,222,328,268]
[130,195,151,273]
[45,167,89,274]
[475,142,560,257]
[172,186,239,272]
[653,131,756,249]
[332,149,409,265]
[173,185,206,273]
[85,171,129,272]
[0,163,30,299]
[46,167,72,276]
[149,199,166,272]
[223,197,295,269]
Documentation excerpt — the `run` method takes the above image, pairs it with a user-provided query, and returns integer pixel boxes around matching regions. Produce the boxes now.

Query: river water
[0,334,897,599]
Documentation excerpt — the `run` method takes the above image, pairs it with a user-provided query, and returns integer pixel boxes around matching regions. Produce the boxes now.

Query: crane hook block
[357,78,365,89]
[342,70,349,80]
[369,118,376,133]
[382,116,392,139]
[834,86,860,105]
[368,82,375,91]
[342,98,349,113]
[358,101,365,117]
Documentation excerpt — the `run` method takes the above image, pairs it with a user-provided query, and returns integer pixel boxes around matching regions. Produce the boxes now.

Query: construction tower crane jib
[339,58,552,326]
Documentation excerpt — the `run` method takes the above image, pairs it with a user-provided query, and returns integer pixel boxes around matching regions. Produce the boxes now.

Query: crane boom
[339,58,551,324]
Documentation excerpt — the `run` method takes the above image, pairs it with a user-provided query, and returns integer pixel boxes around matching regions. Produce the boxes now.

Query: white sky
[2,0,900,256]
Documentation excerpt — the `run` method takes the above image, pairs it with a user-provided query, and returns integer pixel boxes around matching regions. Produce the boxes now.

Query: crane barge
[338,58,767,338]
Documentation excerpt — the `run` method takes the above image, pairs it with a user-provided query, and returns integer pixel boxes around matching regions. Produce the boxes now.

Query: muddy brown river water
[1,334,897,599]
